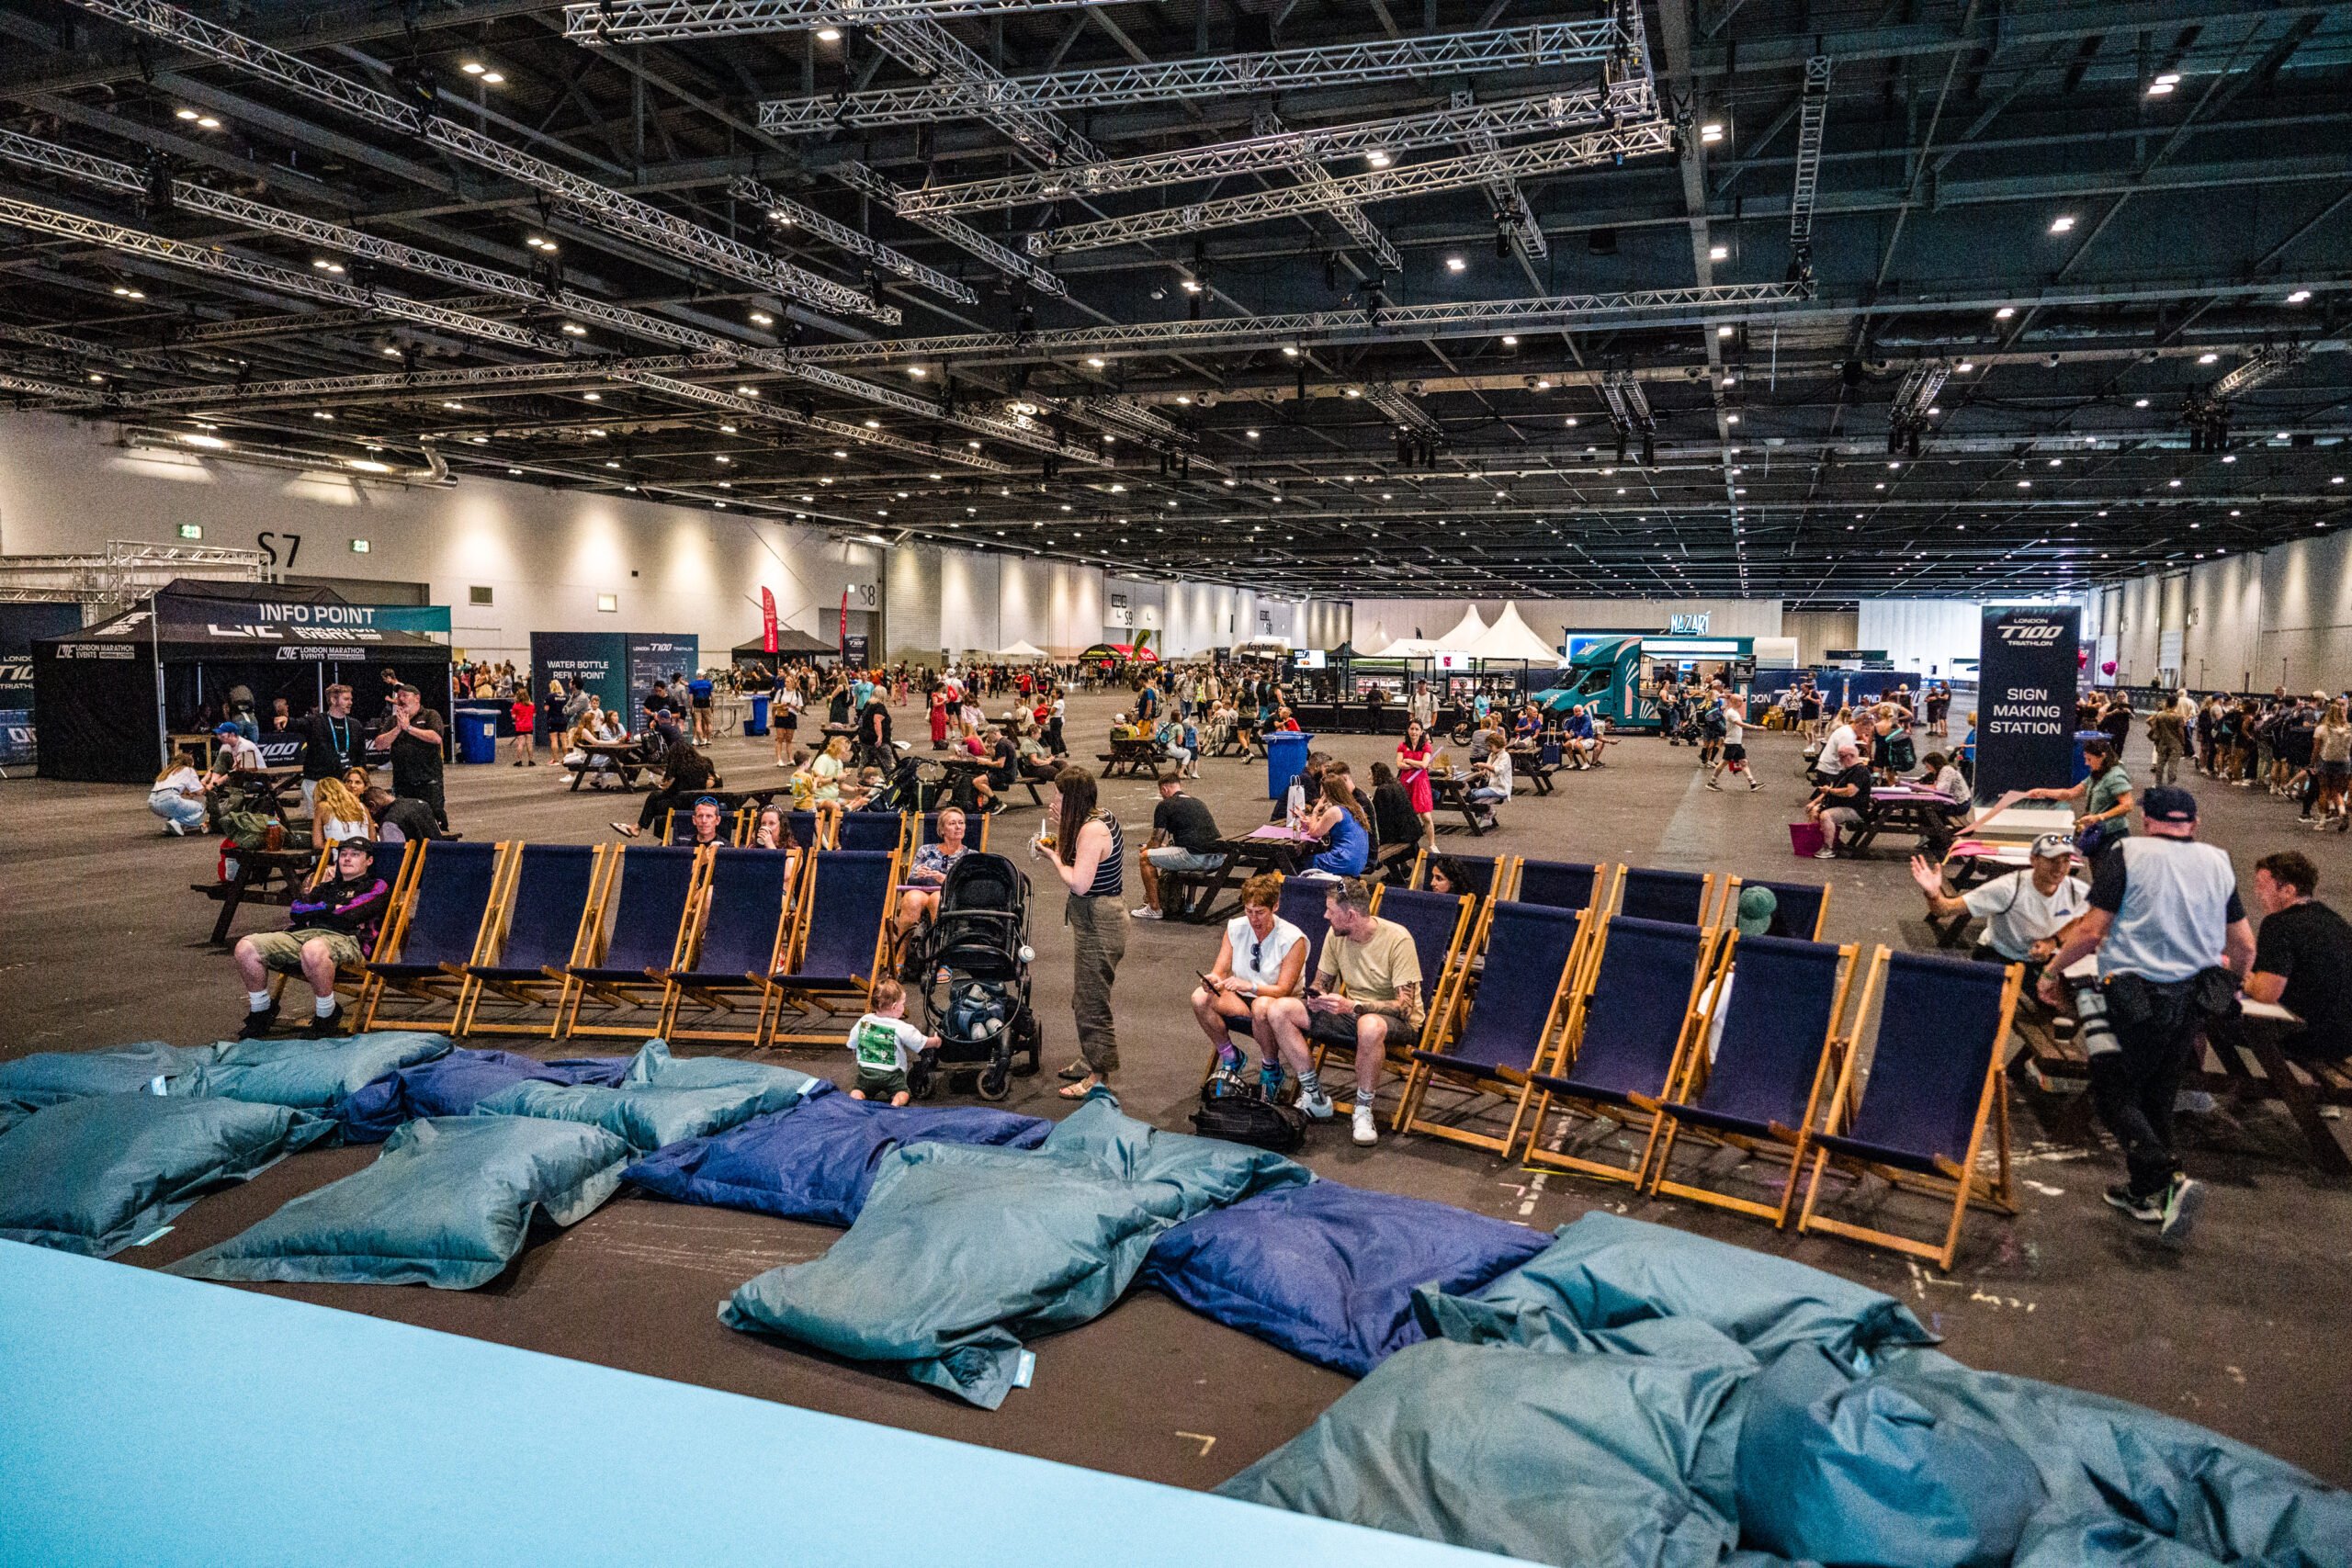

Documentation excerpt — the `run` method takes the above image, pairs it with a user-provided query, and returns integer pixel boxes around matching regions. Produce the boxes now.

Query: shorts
[1306,1005,1419,1051]
[854,1066,909,1098]
[1723,743,1747,762]
[246,929,365,973]
[1147,846,1223,874]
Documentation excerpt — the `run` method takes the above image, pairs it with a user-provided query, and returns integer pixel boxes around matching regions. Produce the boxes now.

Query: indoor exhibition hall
[3,2,2351,1563]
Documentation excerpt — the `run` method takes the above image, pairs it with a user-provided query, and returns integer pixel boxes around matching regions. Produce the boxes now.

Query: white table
[1973,804,2079,841]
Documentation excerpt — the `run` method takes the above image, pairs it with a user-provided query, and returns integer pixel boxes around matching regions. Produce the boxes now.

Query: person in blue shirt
[1301,775,1371,878]
[686,672,716,741]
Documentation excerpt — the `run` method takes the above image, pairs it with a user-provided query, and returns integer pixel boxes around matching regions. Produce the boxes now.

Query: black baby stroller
[902,852,1042,1101]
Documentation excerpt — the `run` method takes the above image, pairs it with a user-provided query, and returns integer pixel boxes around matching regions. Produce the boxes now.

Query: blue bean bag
[721,1093,1308,1408]
[0,1094,335,1258]
[176,1032,453,1119]
[169,1115,632,1290]
[1415,1211,1936,1368]
[0,1041,215,1113]
[626,1093,1049,1227]
[1216,1337,1752,1568]
[340,1048,632,1144]
[475,1042,823,1154]
[1139,1182,1550,1375]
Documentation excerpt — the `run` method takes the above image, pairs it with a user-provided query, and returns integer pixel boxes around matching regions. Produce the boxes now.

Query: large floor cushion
[1216,1337,1749,1568]
[169,1115,632,1290]
[340,1049,631,1144]
[626,1094,1049,1227]
[0,1095,334,1258]
[1416,1211,1936,1368]
[619,1040,823,1098]
[1140,1182,1550,1375]
[177,1032,453,1118]
[0,1042,214,1113]
[721,1093,1307,1408]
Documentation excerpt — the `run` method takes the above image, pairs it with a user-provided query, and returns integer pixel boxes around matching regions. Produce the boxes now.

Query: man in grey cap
[2039,786,2254,1242]
[1910,833,2088,967]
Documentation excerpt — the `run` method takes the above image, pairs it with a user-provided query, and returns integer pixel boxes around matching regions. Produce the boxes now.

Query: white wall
[1855,599,1983,677]
[2084,530,2352,695]
[1782,608,1859,662]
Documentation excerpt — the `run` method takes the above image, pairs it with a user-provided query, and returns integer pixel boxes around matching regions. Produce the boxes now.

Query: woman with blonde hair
[2312,700,2351,829]
[310,774,372,847]
[148,747,209,835]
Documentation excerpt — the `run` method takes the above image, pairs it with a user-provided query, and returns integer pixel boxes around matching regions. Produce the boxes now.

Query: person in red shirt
[510,696,537,766]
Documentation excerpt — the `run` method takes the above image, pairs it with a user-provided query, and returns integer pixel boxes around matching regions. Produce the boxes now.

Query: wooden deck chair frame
[1794,945,2023,1272]
[455,843,609,1038]
[560,845,708,1039]
[1715,875,1833,941]
[763,841,906,1047]
[656,845,805,1046]
[1519,919,1723,1183]
[356,840,514,1032]
[1407,847,1508,900]
[1392,901,1596,1152]
[274,840,420,1018]
[1308,883,1476,1115]
[1503,857,1617,916]
[1605,864,1724,931]
[1639,935,1860,1225]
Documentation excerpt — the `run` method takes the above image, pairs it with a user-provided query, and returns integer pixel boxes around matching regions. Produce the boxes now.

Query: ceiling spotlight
[175,107,198,120]
[2148,73,2178,96]
[1708,243,1728,261]
[582,391,601,401]
[560,322,588,336]
[461,61,485,74]
[2198,352,2219,365]
[1246,428,1261,439]
[2049,214,2076,234]
[1995,306,2016,320]
[1180,277,1203,293]
[816,25,842,40]
[2287,288,2312,304]
[1365,149,1391,168]
[2134,397,2150,408]
[481,71,504,85]
[1565,416,1578,427]
[1699,121,1724,143]
[1716,324,1735,338]
[1955,361,1975,374]
[749,310,774,326]
[1444,255,1467,273]
[196,116,220,130]
[737,386,760,396]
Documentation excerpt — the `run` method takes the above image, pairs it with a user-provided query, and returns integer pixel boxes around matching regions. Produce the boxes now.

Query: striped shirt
[1080,810,1125,898]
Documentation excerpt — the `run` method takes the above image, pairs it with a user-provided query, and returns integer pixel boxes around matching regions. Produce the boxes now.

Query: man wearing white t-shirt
[1910,833,2088,965]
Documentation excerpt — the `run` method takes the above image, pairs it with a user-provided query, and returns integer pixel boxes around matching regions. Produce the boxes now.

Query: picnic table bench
[194,845,318,946]
[566,740,651,792]
[226,766,308,822]
[1842,785,1965,857]
[1097,736,1177,781]
[1508,743,1556,795]
[1429,773,1497,835]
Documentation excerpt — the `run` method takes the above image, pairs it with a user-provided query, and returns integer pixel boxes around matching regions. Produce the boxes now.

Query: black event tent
[729,627,837,664]
[32,580,452,784]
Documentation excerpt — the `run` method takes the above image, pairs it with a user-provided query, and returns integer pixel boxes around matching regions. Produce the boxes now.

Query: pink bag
[1788,821,1826,859]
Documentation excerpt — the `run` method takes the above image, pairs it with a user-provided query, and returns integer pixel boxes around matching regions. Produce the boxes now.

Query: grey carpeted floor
[5,690,2347,1487]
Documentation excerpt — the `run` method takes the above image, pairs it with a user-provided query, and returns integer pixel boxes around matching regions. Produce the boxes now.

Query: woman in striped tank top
[1033,765,1127,1099]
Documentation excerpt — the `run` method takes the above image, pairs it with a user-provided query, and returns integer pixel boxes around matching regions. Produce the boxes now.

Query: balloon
[2102,660,2118,675]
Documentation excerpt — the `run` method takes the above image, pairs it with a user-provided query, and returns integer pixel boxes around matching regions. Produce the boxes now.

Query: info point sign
[1974,604,2082,804]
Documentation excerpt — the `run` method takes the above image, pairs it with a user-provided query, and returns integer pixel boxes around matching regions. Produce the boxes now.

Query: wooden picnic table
[1428,772,1496,835]
[566,740,651,792]
[1166,826,1326,922]
[225,766,308,822]
[1842,785,1965,857]
[1098,735,1177,780]
[195,845,318,947]
[1507,743,1555,795]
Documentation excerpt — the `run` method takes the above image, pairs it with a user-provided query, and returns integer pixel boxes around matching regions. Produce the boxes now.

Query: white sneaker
[1296,1089,1335,1121]
[1130,905,1162,920]
[1351,1104,1377,1145]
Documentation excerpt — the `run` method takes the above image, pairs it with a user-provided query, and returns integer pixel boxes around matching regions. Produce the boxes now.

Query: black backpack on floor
[1191,1079,1307,1153]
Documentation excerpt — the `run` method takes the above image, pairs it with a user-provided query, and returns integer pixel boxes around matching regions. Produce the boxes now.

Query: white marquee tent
[1469,604,1565,663]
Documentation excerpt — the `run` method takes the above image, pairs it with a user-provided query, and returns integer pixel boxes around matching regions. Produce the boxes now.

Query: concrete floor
[6,692,2348,1488]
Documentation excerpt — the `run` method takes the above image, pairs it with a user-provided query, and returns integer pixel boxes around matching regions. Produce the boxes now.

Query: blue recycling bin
[746,694,771,737]
[1266,729,1313,800]
[455,706,499,764]
[2072,730,2106,784]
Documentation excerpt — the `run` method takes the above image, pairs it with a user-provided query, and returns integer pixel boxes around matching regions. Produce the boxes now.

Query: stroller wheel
[1014,1014,1041,1074]
[977,1060,1012,1101]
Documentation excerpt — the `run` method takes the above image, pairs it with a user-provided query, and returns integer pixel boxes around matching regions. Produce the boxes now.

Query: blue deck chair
[358,840,506,1031]
[662,795,744,846]
[1615,865,1716,928]
[1796,947,2023,1271]
[836,809,907,855]
[1396,901,1589,1153]
[1309,886,1476,1111]
[1512,858,1607,914]
[767,849,899,1046]
[1723,875,1831,941]
[1276,874,1333,976]
[1644,934,1858,1224]
[658,848,797,1046]
[458,844,605,1038]
[562,845,702,1038]
[786,810,822,850]
[1523,916,1717,1183]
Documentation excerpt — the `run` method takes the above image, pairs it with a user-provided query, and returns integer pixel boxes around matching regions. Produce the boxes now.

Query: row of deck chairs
[660,803,989,857]
[307,815,963,1048]
[1401,851,1831,941]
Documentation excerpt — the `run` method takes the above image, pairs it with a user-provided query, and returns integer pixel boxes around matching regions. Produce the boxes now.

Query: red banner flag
[760,587,777,654]
[839,586,850,656]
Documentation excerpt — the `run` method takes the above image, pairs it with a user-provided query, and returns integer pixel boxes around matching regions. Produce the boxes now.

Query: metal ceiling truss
[1787,55,1832,268]
[1028,122,1677,254]
[728,176,978,305]
[64,0,898,325]
[759,15,1641,130]
[868,16,1103,166]
[605,367,1018,469]
[1254,109,1401,277]
[77,355,729,411]
[894,83,1650,216]
[0,320,237,376]
[789,280,1815,366]
[564,0,1112,42]
[1597,369,1655,465]
[1886,360,1951,457]
[832,160,1068,297]
[1362,382,1442,439]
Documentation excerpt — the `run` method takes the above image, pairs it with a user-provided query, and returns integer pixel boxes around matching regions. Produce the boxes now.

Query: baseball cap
[2029,832,2075,861]
[2141,785,2198,823]
[212,721,240,736]
[1734,885,1780,937]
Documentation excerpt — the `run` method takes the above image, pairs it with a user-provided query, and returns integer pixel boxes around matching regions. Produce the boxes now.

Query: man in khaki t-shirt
[1262,877,1425,1147]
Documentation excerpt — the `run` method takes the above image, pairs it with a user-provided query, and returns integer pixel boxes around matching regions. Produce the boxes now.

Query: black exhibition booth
[32,581,452,784]
[729,628,838,668]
